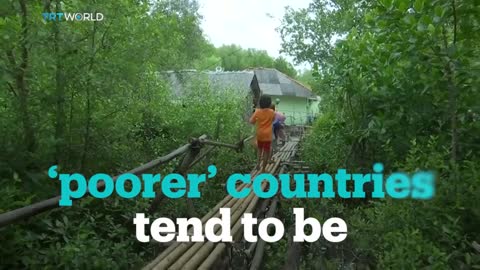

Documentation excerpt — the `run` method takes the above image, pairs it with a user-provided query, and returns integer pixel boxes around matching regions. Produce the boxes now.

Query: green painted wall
[309,98,321,115]
[272,95,320,125]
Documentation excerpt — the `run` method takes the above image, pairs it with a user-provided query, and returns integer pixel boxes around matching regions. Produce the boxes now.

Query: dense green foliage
[279,0,480,268]
[2,0,479,268]
[0,0,258,268]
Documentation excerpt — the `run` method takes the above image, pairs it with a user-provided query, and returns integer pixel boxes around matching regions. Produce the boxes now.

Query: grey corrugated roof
[258,83,282,95]
[207,71,255,91]
[160,68,315,99]
[253,68,315,98]
[160,70,255,96]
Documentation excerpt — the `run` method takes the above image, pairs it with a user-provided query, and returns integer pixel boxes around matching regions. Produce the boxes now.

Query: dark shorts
[257,141,271,152]
[273,122,281,138]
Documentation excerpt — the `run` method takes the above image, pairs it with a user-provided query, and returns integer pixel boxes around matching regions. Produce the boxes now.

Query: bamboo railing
[0,134,254,228]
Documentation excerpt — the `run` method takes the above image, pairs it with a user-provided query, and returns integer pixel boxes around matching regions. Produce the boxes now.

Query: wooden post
[249,197,279,270]
[178,137,202,217]
[282,226,302,270]
[148,136,205,215]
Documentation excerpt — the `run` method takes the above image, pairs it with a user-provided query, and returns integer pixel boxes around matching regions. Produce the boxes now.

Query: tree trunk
[80,83,91,172]
[447,63,458,163]
[17,0,36,155]
[79,21,97,172]
[449,0,458,163]
[66,89,76,168]
[442,0,459,163]
[48,0,67,166]
[282,227,302,270]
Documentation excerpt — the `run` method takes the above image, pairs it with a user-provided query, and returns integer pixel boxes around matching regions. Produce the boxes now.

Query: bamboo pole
[168,189,257,270]
[0,135,207,228]
[250,197,279,270]
[151,187,248,269]
[177,187,258,270]
[0,134,256,228]
[198,180,270,270]
[192,161,281,269]
[151,171,260,269]
[143,243,180,270]
[146,141,296,270]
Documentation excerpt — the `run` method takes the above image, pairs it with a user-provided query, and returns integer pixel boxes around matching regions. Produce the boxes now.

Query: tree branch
[452,0,457,44]
[6,82,17,97]
[6,50,16,68]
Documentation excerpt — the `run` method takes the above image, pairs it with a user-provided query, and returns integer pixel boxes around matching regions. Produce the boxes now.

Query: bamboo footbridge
[144,141,299,270]
[0,128,307,269]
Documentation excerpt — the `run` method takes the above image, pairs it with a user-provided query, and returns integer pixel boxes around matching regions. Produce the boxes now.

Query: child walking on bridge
[270,104,286,145]
[250,95,275,172]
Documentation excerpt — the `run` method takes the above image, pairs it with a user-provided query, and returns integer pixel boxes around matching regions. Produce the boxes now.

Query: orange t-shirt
[249,108,275,142]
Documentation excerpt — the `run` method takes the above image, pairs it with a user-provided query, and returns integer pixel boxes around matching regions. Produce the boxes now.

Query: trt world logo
[42,12,104,22]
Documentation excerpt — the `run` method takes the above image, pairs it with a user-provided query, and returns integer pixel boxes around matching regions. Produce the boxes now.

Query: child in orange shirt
[249,95,275,172]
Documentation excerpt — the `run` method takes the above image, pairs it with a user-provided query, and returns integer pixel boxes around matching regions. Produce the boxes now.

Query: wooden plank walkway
[143,140,299,270]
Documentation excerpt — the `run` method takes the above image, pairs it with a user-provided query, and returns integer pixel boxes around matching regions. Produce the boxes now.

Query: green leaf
[403,14,416,25]
[466,253,472,265]
[447,45,456,57]
[381,0,393,9]
[396,0,410,12]
[417,22,426,32]
[414,0,424,12]
[434,5,445,17]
